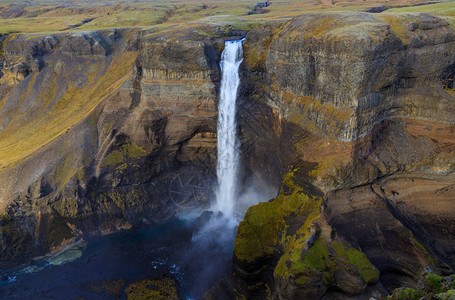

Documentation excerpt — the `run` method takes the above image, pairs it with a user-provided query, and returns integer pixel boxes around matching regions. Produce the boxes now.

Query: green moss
[235,294,247,300]
[102,150,125,167]
[52,197,79,218]
[410,231,435,265]
[101,140,147,168]
[379,15,408,46]
[110,189,145,211]
[304,238,330,271]
[295,276,308,286]
[428,273,444,293]
[276,233,378,291]
[94,188,146,214]
[303,15,338,39]
[391,273,455,299]
[391,287,422,300]
[435,290,455,300]
[346,248,378,284]
[234,169,322,263]
[265,284,272,300]
[125,277,178,300]
[274,253,288,277]
[279,237,337,286]
[332,240,346,257]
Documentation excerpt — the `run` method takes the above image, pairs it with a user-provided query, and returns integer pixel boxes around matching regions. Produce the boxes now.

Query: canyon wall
[223,11,455,300]
[0,10,454,300]
[0,25,253,268]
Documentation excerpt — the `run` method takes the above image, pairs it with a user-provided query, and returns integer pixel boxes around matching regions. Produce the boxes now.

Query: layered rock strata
[0,26,247,268]
[0,11,454,300]
[222,11,455,299]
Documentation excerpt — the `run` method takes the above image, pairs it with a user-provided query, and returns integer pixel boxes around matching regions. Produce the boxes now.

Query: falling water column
[215,39,244,217]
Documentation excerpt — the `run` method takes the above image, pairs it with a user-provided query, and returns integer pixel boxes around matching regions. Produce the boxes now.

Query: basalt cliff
[0,11,454,299]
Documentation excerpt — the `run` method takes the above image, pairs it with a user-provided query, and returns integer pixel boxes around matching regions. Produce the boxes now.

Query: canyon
[0,7,454,299]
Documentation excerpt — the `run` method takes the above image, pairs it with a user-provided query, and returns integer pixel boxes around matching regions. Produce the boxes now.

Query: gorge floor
[0,214,236,300]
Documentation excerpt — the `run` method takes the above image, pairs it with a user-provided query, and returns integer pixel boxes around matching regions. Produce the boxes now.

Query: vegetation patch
[389,272,455,300]
[234,169,322,263]
[125,277,178,300]
[379,14,408,45]
[275,236,378,290]
[388,2,455,17]
[100,140,147,168]
[346,248,379,284]
[0,50,137,169]
[98,188,146,213]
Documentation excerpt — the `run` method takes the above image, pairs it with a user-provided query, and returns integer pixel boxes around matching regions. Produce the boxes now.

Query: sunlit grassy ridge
[0,0,453,34]
[0,50,137,169]
[389,1,455,16]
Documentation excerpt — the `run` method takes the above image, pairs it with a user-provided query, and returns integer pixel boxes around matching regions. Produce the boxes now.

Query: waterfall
[215,39,244,217]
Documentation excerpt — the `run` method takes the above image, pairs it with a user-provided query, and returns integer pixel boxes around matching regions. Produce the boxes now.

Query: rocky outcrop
[389,272,455,299]
[324,172,455,291]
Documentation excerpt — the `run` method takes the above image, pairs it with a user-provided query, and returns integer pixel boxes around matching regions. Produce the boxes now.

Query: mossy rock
[125,277,178,300]
[435,290,455,300]
[275,236,379,295]
[427,273,445,293]
[389,273,455,300]
[388,287,425,300]
[100,139,147,168]
[234,169,322,263]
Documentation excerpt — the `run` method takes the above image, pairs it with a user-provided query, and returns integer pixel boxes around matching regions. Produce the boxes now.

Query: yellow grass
[0,0,452,34]
[0,51,137,169]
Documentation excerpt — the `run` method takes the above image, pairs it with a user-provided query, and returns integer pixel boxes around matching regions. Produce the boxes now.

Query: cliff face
[225,12,455,299]
[261,12,455,142]
[0,25,253,268]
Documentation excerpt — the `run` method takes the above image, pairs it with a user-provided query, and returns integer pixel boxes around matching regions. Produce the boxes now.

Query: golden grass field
[0,0,453,34]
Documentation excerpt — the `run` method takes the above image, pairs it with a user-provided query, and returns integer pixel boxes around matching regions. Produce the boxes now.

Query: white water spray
[215,39,244,217]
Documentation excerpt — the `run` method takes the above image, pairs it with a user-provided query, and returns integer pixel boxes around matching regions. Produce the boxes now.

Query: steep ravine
[0,25,255,268]
[0,11,454,300]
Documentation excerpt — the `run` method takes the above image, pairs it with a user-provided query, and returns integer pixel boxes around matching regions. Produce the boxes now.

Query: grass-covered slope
[0,31,137,170]
[0,0,453,34]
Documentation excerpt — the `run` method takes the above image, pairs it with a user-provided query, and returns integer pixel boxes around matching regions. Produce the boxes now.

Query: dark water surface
[0,214,236,300]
